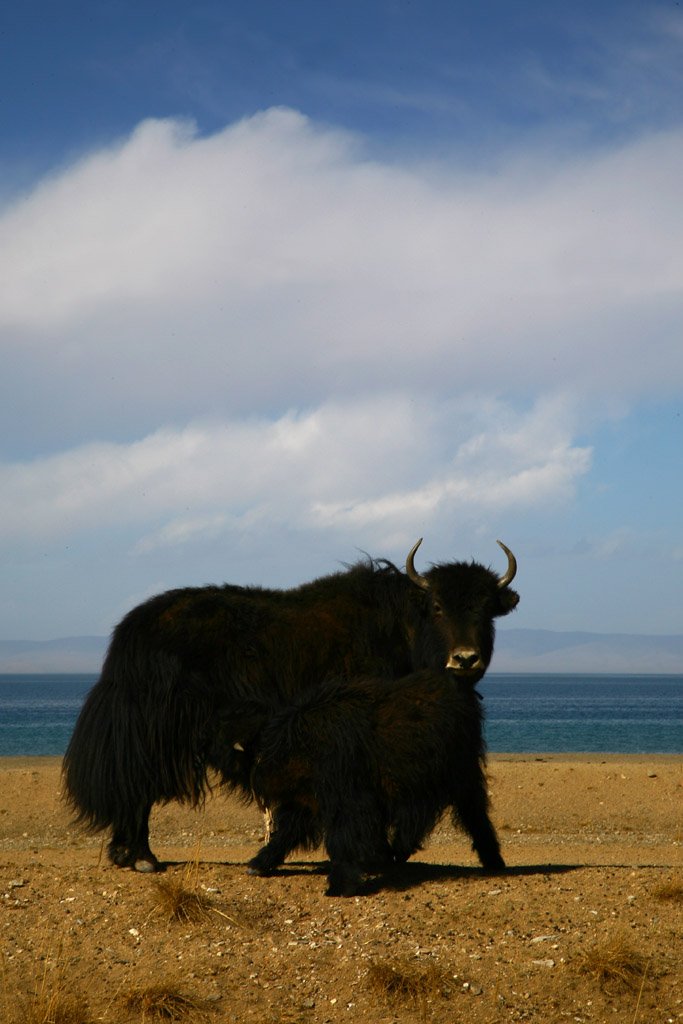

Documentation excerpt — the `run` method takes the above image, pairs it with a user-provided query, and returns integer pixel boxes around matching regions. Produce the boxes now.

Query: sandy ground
[1,753,682,1023]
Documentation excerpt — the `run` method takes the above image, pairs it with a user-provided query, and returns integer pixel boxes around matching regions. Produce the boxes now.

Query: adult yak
[62,539,519,872]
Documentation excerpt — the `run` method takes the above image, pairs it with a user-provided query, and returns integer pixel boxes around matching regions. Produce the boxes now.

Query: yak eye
[432,600,443,616]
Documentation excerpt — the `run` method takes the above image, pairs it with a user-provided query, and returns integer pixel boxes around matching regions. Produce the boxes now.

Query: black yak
[62,539,518,872]
[235,668,503,896]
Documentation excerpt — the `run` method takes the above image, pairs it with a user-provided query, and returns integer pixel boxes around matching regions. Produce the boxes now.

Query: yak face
[407,540,519,681]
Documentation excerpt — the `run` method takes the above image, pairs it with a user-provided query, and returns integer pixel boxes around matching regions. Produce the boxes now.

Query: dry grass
[151,875,247,930]
[152,874,214,924]
[120,984,208,1022]
[576,935,651,993]
[151,846,215,925]
[20,992,89,1024]
[651,879,683,903]
[149,846,267,932]
[366,957,450,1005]
[2,947,89,1024]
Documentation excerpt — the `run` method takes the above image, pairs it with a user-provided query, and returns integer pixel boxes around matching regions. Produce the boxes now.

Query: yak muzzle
[446,648,484,674]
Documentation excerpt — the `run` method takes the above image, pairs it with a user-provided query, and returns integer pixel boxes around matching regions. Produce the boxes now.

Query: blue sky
[1,0,682,642]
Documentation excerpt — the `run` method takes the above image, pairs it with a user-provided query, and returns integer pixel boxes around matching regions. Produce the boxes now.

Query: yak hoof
[482,855,506,874]
[134,858,159,873]
[325,868,362,897]
[325,882,360,898]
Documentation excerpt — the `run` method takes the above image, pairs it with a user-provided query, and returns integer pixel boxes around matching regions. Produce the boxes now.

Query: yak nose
[447,649,482,672]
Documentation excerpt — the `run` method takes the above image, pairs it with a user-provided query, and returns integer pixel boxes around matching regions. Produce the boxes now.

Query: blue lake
[0,673,681,756]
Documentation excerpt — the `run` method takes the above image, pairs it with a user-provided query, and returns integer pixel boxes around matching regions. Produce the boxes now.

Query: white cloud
[0,394,590,554]
[311,395,591,531]
[0,109,681,443]
[572,527,637,560]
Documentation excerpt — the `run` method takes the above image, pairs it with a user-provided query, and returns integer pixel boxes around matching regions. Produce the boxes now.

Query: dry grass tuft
[21,991,89,1024]
[121,984,207,1022]
[150,851,246,930]
[153,875,214,924]
[151,845,215,925]
[652,879,683,903]
[576,935,650,992]
[366,958,450,1005]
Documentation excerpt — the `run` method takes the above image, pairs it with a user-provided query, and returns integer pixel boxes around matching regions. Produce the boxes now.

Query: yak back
[106,557,426,701]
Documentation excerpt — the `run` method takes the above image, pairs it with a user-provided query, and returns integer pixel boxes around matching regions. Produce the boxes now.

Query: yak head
[406,539,519,682]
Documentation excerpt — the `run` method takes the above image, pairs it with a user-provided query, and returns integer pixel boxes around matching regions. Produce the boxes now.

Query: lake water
[482,673,683,754]
[0,673,681,757]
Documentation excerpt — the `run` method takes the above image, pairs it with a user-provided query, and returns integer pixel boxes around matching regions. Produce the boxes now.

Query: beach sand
[1,753,681,1022]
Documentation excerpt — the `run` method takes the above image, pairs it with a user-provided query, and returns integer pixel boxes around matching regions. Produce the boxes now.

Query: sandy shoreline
[1,753,681,1023]
[3,750,681,768]
[2,753,681,866]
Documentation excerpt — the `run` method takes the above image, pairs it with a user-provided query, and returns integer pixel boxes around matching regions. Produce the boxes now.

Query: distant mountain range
[0,636,109,673]
[493,629,683,674]
[1,630,682,674]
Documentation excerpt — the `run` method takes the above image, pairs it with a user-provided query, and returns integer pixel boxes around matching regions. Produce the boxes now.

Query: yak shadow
[360,860,579,895]
[157,858,329,875]
[161,857,579,895]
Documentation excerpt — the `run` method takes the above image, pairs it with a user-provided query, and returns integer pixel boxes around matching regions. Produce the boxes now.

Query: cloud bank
[1,108,681,636]
[0,395,590,555]
[1,109,682,446]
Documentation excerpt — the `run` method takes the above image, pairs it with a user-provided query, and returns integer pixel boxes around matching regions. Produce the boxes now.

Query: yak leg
[108,802,161,872]
[452,782,505,872]
[324,791,387,897]
[325,852,363,898]
[247,802,320,877]
[389,803,439,864]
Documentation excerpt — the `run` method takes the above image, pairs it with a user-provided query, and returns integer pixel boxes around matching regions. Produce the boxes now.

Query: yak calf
[232,668,504,896]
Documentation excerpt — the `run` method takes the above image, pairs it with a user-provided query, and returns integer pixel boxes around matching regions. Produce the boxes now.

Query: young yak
[226,668,504,896]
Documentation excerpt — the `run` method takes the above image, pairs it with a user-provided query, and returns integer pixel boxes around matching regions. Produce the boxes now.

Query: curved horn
[405,538,430,591]
[496,540,517,589]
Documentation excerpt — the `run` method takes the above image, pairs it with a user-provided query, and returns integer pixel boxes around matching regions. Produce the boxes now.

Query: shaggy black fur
[62,548,518,871]
[239,669,504,896]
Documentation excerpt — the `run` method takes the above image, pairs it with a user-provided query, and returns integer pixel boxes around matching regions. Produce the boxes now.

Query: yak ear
[497,588,520,616]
